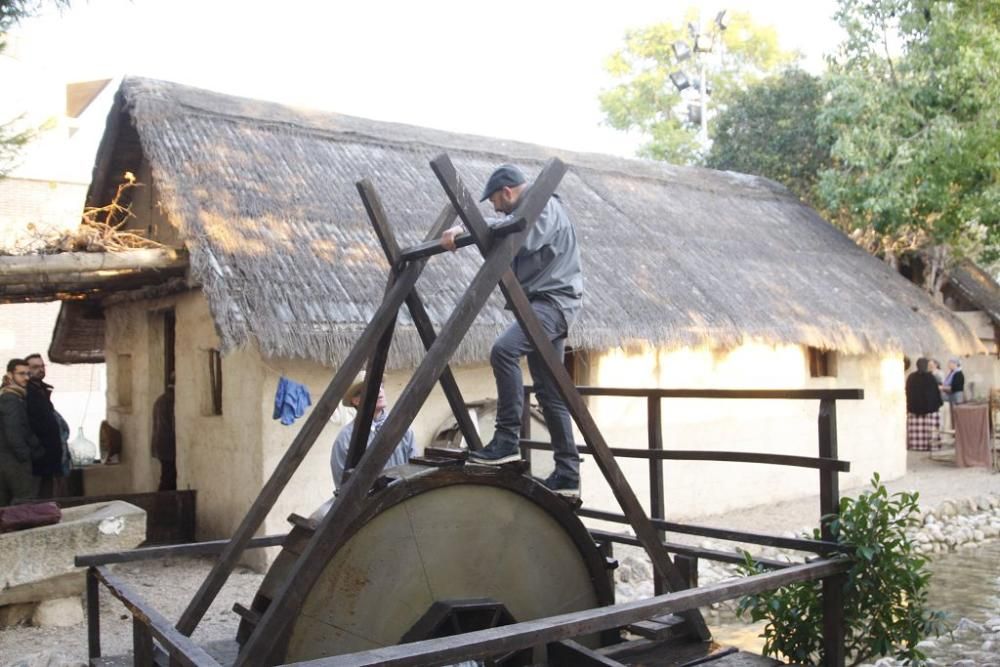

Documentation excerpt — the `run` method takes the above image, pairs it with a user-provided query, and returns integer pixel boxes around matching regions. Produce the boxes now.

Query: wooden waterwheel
[234,464,615,665]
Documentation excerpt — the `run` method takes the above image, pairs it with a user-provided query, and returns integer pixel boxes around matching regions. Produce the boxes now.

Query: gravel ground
[683,451,998,540]
[1,452,996,665]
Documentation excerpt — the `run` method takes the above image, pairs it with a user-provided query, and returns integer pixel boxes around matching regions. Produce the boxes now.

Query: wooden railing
[78,385,862,667]
[520,385,861,666]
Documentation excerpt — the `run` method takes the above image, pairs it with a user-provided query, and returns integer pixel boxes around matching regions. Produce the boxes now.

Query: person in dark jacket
[905,357,944,451]
[25,354,67,498]
[151,375,176,491]
[0,358,43,505]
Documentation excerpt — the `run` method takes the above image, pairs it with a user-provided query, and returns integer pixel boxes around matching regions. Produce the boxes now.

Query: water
[927,540,1000,625]
[711,541,1000,663]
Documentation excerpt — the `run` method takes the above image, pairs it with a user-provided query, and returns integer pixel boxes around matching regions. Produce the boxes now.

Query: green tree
[706,68,831,205]
[1,0,69,176]
[818,0,1000,289]
[599,7,798,164]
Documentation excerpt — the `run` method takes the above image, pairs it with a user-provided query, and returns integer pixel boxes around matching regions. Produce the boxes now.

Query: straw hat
[342,375,367,407]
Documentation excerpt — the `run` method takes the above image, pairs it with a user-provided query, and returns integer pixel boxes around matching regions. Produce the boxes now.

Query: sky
[5,0,844,170]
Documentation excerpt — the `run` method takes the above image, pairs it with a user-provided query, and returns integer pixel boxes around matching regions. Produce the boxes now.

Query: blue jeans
[491,299,579,482]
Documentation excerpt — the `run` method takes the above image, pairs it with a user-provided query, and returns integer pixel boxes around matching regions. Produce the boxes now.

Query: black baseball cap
[480,164,527,202]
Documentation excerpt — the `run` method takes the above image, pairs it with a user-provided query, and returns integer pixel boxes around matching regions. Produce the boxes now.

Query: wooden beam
[86,567,101,660]
[587,529,789,570]
[75,534,287,567]
[346,272,397,470]
[519,439,851,472]
[578,508,847,553]
[429,153,711,640]
[397,216,525,262]
[290,558,850,667]
[94,566,219,667]
[564,387,865,400]
[176,220,443,635]
[356,181,483,450]
[0,248,188,276]
[233,157,568,666]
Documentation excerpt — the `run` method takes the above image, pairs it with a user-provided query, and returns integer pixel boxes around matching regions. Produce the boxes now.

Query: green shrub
[737,474,946,666]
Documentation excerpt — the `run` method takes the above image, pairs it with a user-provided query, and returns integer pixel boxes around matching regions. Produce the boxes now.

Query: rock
[985,616,1000,630]
[31,597,83,627]
[916,639,937,649]
[974,530,985,541]
[939,500,958,518]
[6,652,88,667]
[951,661,976,667]
[0,601,35,627]
[983,639,995,652]
[917,533,932,544]
[955,617,986,635]
[924,513,937,526]
[0,501,146,607]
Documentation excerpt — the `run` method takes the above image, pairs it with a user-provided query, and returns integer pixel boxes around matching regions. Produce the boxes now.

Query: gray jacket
[330,412,415,490]
[503,195,583,324]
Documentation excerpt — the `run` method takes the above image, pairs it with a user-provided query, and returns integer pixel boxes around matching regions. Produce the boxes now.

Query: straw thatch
[78,77,981,367]
[945,260,1000,326]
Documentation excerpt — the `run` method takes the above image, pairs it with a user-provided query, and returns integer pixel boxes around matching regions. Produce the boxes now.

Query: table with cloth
[952,402,992,468]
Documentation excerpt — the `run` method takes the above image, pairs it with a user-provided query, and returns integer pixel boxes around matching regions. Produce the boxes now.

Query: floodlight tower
[668,9,728,143]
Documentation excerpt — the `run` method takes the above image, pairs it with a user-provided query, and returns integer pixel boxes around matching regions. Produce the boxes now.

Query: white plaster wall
[171,295,265,556]
[93,291,911,570]
[579,344,906,529]
[88,300,152,495]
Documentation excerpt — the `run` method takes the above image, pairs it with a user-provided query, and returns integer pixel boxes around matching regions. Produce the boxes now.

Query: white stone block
[31,596,83,627]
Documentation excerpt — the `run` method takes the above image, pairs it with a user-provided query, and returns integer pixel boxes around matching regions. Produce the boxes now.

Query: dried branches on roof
[58,172,166,252]
[1,172,166,256]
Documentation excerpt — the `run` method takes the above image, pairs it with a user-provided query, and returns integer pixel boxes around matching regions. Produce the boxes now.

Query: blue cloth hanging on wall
[273,376,312,426]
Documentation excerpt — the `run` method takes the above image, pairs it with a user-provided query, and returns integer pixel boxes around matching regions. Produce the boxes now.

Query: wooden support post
[818,398,845,665]
[133,617,155,666]
[822,572,847,667]
[357,181,483,450]
[648,396,667,595]
[430,153,711,641]
[87,566,101,660]
[346,274,397,470]
[674,554,698,590]
[818,399,840,543]
[177,215,446,636]
[233,158,569,666]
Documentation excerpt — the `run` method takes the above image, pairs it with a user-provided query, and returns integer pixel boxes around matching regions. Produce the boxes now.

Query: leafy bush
[737,474,946,666]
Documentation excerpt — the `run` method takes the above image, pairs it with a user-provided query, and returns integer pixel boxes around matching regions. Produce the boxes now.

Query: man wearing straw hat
[440,164,583,497]
[330,376,415,490]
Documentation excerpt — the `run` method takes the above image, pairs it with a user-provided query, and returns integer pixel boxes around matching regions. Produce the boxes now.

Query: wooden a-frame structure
[173,154,712,663]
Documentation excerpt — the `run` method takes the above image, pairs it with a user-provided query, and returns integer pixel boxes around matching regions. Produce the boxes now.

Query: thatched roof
[73,77,981,367]
[945,260,1000,325]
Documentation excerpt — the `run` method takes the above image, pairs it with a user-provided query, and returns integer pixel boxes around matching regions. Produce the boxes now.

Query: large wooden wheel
[236,465,615,665]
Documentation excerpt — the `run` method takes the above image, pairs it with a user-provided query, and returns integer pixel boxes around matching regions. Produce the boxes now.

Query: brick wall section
[0,177,87,253]
[1,177,105,439]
